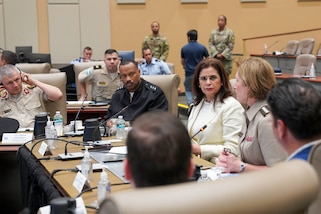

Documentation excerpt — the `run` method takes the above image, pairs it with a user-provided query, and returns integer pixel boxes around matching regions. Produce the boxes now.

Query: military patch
[93,65,102,70]
[24,88,30,95]
[3,109,11,114]
[1,90,8,99]
[98,81,107,86]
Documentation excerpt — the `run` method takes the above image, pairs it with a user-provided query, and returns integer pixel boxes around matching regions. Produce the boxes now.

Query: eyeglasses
[223,148,237,157]
[199,75,217,82]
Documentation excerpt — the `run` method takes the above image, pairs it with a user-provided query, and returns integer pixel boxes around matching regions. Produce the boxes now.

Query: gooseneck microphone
[190,125,207,139]
[73,93,88,133]
[90,105,130,142]
[64,140,84,155]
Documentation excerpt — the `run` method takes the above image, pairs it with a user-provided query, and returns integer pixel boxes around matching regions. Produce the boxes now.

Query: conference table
[251,54,321,74]
[14,135,214,213]
[275,73,321,88]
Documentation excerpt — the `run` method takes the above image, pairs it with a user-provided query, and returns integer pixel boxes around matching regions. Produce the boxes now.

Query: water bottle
[310,63,316,78]
[45,116,57,149]
[81,146,93,181]
[97,168,111,204]
[116,115,126,140]
[54,111,64,137]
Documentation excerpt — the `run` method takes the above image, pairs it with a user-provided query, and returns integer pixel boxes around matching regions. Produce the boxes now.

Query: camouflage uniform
[78,65,122,102]
[208,27,235,75]
[142,35,169,61]
[0,84,48,128]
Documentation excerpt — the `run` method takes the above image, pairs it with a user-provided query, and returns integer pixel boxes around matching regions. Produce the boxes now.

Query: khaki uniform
[142,35,169,61]
[0,84,47,128]
[239,100,288,166]
[78,65,122,102]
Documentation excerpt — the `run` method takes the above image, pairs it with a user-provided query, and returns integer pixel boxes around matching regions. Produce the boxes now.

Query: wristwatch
[240,162,246,172]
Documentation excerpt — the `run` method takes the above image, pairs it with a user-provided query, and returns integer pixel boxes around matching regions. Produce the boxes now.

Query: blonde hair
[236,57,276,100]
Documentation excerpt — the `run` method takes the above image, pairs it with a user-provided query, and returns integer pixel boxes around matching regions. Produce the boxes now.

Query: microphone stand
[91,105,130,142]
[73,93,88,134]
[190,125,207,139]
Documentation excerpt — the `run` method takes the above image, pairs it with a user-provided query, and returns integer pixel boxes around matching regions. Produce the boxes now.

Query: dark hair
[1,50,18,65]
[219,15,227,22]
[126,111,192,187]
[104,49,118,55]
[83,46,92,51]
[119,59,138,68]
[267,78,321,141]
[192,58,232,106]
[187,29,198,41]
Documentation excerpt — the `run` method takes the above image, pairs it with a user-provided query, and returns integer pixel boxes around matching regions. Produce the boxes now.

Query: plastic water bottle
[116,115,126,140]
[81,146,93,181]
[310,63,316,78]
[54,111,64,137]
[45,116,57,149]
[97,168,111,204]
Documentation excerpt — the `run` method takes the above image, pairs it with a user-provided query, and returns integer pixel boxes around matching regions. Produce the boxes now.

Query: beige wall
[20,0,321,89]
[109,0,321,82]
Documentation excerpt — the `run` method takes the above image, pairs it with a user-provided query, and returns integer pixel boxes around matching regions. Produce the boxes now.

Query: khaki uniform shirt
[78,65,122,102]
[0,84,47,128]
[239,100,288,166]
[142,35,169,61]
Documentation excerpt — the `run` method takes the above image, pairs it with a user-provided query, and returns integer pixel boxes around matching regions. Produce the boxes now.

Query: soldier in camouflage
[142,21,169,61]
[208,15,235,77]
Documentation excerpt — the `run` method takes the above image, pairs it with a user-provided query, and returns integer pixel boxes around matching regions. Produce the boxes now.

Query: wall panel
[48,4,80,63]
[3,0,38,51]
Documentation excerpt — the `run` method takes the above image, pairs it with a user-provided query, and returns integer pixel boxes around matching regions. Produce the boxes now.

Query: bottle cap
[47,116,51,126]
[100,168,108,179]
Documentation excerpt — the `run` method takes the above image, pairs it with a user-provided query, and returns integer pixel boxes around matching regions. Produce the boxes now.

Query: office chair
[293,54,316,76]
[317,43,321,56]
[284,40,299,55]
[308,142,321,214]
[296,38,315,55]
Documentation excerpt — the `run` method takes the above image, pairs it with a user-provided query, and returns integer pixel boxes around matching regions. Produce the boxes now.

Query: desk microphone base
[57,152,84,161]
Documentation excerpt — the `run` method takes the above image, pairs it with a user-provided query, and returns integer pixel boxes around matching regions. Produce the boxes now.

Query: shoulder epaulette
[259,105,270,117]
[93,65,102,70]
[26,85,36,89]
[116,86,124,91]
[145,82,157,91]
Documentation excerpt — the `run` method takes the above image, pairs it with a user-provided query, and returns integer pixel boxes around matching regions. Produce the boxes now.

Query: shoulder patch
[145,82,157,91]
[259,106,270,117]
[116,86,124,91]
[93,65,102,70]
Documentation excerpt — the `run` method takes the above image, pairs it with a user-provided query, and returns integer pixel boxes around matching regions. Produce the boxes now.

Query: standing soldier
[142,21,169,62]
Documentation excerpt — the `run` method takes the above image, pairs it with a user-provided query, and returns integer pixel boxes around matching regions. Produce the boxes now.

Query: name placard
[1,133,33,144]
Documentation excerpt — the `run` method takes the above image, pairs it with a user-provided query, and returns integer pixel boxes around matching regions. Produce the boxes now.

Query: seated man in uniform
[78,49,122,103]
[70,46,93,64]
[138,47,171,75]
[105,59,168,124]
[0,64,63,128]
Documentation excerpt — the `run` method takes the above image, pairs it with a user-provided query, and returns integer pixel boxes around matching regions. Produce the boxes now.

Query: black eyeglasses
[199,75,217,82]
[223,148,237,157]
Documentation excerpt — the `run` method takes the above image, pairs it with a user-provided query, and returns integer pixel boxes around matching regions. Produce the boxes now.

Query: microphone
[264,40,278,54]
[57,140,87,161]
[190,125,207,139]
[73,93,88,134]
[89,105,130,142]
[267,40,278,49]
